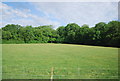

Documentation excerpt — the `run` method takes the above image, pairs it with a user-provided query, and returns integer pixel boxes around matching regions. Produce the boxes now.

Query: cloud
[1,2,118,28]
[1,2,61,28]
[32,2,118,27]
[1,3,32,24]
[2,0,120,2]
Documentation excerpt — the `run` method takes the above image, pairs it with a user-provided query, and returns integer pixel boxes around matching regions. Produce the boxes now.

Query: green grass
[0,34,1,80]
[2,44,118,79]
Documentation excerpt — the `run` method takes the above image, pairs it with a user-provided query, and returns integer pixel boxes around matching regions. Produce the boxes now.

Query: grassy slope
[2,44,118,79]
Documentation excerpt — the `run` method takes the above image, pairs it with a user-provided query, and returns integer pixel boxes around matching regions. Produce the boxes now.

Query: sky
[0,2,118,29]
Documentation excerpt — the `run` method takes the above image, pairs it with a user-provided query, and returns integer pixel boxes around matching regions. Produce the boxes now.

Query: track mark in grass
[50,67,54,81]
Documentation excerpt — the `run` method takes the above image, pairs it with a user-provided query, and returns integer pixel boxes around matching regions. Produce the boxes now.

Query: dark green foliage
[1,21,120,47]
[64,23,80,43]
[0,29,2,44]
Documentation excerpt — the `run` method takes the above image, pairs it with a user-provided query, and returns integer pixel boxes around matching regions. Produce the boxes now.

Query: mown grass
[2,44,118,79]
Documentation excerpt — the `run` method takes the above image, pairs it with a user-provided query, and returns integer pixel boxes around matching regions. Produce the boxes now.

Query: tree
[76,24,90,44]
[105,21,120,46]
[56,26,65,43]
[2,31,12,40]
[64,23,80,43]
[1,21,120,47]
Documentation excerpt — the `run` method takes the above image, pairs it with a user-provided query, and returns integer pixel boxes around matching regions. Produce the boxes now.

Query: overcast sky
[1,2,118,28]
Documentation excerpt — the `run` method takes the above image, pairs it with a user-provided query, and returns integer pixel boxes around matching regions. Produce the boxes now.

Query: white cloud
[2,0,120,2]
[2,3,31,21]
[1,2,118,28]
[32,2,118,27]
[1,2,61,28]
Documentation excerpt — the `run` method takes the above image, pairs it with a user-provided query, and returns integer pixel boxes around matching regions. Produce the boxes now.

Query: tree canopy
[1,21,120,47]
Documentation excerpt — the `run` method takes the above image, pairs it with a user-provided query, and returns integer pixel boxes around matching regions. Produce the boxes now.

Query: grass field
[2,44,118,79]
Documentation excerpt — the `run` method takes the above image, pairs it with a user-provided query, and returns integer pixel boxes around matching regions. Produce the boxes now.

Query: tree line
[1,21,120,47]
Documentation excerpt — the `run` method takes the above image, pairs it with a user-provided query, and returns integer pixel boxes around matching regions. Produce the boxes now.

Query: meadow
[2,44,118,79]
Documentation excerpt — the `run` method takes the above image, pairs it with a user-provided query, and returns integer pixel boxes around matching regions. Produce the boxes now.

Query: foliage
[1,21,120,47]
